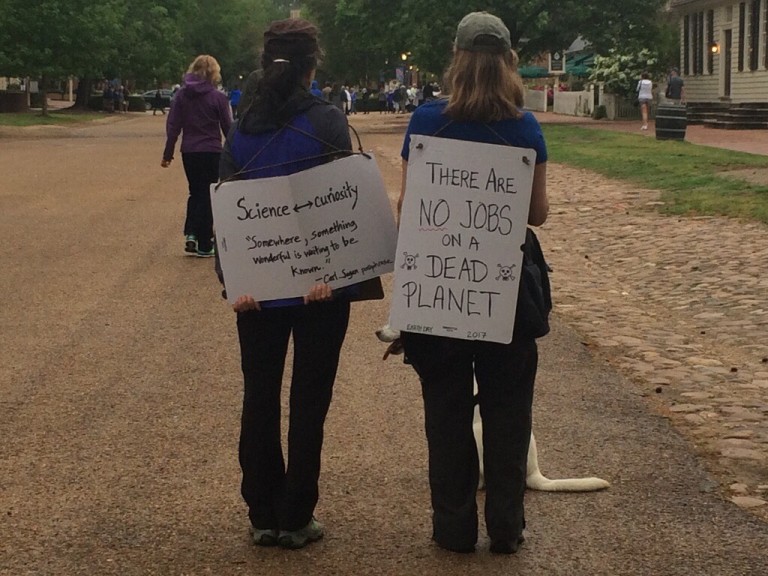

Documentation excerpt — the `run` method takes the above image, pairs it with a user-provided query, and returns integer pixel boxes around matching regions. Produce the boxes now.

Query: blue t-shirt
[401,99,547,164]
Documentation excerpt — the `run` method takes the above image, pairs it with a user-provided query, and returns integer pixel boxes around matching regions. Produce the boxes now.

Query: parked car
[142,89,173,110]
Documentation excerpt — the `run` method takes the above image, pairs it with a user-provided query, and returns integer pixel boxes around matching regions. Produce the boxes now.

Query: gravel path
[2,112,767,576]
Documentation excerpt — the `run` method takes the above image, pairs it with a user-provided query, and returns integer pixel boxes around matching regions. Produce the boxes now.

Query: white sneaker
[641,124,648,130]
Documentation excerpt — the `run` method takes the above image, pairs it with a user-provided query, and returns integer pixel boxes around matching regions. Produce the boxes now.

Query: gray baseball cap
[455,11,511,53]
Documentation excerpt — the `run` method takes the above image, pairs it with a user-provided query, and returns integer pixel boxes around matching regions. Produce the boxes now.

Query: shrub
[589,48,659,97]
[592,104,607,120]
[29,92,43,108]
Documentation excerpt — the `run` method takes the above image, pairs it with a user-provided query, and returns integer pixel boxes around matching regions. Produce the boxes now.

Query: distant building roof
[668,0,708,8]
[566,37,590,54]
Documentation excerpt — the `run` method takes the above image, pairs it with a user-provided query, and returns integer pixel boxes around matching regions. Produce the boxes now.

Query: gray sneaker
[278,517,324,549]
[250,526,278,547]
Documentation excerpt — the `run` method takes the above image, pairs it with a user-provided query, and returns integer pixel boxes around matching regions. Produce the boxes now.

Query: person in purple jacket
[161,54,232,257]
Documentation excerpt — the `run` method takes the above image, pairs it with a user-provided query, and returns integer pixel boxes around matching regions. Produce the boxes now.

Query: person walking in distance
[161,55,232,257]
[637,71,654,131]
[396,11,549,555]
[151,88,166,115]
[229,86,242,119]
[665,67,685,105]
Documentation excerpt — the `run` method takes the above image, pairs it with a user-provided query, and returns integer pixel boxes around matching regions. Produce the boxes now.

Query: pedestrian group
[158,10,550,557]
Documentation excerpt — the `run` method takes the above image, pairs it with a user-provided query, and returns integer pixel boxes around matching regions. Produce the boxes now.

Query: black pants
[236,300,350,531]
[181,152,219,252]
[401,333,537,550]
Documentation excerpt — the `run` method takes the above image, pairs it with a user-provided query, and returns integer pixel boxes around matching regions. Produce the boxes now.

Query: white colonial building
[670,0,768,126]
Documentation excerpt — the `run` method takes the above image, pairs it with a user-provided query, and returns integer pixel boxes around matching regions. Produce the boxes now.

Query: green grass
[542,125,768,224]
[0,111,102,127]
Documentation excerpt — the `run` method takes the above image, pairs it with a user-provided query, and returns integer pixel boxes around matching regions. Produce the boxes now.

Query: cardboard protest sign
[211,154,397,304]
[389,135,535,343]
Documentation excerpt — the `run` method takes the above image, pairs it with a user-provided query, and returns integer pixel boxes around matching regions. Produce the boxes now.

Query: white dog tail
[525,433,610,492]
[525,471,610,492]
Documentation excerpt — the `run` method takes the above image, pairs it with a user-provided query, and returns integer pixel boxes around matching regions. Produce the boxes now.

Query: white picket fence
[525,85,657,120]
[553,90,594,117]
[524,87,596,117]
[523,88,547,112]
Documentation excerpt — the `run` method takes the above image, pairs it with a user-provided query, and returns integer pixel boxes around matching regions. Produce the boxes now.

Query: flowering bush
[589,49,658,97]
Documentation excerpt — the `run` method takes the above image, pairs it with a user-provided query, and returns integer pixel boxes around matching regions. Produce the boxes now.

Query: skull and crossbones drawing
[496,264,516,281]
[401,252,419,270]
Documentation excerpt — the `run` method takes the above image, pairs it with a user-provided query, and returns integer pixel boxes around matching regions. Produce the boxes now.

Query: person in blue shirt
[397,11,549,556]
[309,79,323,98]
[217,17,361,552]
[229,87,242,119]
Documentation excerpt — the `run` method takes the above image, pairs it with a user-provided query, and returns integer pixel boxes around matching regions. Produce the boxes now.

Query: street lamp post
[401,52,411,86]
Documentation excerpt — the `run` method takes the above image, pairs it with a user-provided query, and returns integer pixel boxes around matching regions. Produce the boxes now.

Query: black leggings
[181,152,219,251]
[401,332,537,549]
[236,300,350,531]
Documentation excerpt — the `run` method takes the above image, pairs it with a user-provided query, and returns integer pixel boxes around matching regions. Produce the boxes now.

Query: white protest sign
[211,154,398,303]
[389,135,535,343]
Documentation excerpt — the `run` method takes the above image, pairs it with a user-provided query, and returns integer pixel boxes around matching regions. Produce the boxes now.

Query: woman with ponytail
[218,18,354,551]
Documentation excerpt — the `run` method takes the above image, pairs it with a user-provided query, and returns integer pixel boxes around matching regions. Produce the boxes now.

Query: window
[765,0,768,68]
[738,2,746,71]
[689,12,706,75]
[684,15,690,75]
[697,12,705,74]
[748,0,760,70]
[707,10,715,73]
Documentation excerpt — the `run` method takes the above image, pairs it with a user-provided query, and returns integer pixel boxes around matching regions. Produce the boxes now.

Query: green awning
[566,53,594,76]
[518,65,549,78]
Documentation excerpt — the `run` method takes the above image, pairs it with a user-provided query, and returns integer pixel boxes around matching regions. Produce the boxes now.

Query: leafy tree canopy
[0,0,286,90]
[302,0,670,84]
[0,0,127,79]
[0,0,675,101]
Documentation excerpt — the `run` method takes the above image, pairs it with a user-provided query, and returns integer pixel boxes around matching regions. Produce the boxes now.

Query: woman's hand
[304,283,333,304]
[233,295,260,312]
[161,159,172,168]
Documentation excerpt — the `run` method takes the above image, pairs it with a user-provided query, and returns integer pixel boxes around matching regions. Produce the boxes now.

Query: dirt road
[2,112,767,576]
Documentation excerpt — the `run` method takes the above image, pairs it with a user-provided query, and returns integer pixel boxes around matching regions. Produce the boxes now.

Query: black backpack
[513,228,552,339]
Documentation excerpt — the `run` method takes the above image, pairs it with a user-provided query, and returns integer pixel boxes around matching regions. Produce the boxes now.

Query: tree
[119,0,188,89]
[0,0,290,113]
[589,49,659,97]
[303,0,409,85]
[300,0,670,84]
[179,0,282,86]
[0,0,126,114]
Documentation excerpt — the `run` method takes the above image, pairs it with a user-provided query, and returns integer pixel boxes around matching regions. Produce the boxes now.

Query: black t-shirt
[667,76,684,99]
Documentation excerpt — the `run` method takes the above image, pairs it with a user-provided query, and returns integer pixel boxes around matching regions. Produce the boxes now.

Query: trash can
[0,91,29,113]
[655,104,687,141]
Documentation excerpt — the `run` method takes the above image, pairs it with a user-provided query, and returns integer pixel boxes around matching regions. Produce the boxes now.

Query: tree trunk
[73,77,94,109]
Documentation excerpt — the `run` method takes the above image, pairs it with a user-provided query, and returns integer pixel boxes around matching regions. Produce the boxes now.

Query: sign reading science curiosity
[211,154,398,304]
[389,135,535,344]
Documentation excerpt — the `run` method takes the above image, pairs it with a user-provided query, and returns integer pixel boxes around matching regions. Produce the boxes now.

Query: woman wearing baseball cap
[397,11,549,555]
